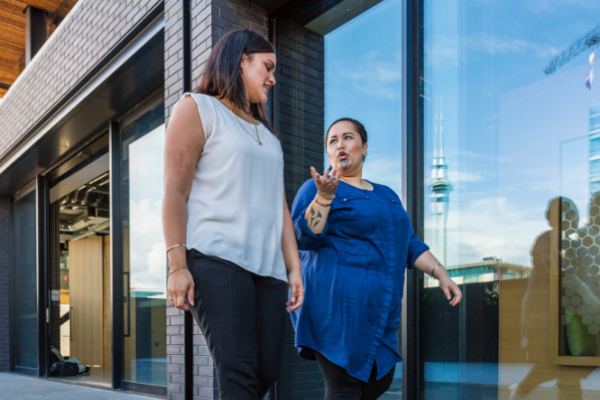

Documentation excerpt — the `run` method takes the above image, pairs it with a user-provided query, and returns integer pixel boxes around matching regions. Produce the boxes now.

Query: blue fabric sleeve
[291,179,329,251]
[407,224,429,269]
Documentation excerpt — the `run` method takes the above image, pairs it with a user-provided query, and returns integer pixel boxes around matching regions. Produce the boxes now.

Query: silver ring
[168,297,174,302]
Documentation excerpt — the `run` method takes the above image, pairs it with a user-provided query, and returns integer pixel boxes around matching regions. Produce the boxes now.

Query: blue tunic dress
[290,179,429,382]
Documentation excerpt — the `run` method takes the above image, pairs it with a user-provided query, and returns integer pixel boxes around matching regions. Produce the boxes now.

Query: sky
[323,0,600,269]
[128,124,167,292]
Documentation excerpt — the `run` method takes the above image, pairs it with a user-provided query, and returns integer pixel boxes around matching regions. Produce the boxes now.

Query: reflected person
[510,197,596,400]
[291,118,463,400]
[162,30,304,400]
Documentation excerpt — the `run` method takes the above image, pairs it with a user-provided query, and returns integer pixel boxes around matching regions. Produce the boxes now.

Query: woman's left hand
[439,276,462,306]
[287,270,305,313]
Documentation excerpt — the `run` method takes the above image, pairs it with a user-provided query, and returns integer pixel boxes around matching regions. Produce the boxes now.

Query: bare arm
[414,250,463,306]
[304,167,339,234]
[163,96,205,311]
[282,191,304,312]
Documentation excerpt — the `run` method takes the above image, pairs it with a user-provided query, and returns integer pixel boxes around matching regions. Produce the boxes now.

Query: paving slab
[0,373,157,400]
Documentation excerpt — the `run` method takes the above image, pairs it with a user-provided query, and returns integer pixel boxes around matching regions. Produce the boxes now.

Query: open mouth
[338,151,348,160]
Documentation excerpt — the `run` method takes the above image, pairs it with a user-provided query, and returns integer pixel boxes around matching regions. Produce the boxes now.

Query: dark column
[272,18,326,400]
[37,176,49,377]
[0,198,10,371]
[110,120,124,389]
[402,0,425,399]
[24,6,47,65]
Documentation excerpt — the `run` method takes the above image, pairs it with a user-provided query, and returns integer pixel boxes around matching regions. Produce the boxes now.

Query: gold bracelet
[317,192,335,200]
[166,243,186,254]
[168,265,188,277]
[314,198,331,208]
[431,263,442,279]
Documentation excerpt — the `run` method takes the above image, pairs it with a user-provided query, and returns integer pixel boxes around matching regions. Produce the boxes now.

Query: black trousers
[315,352,395,400]
[187,249,288,400]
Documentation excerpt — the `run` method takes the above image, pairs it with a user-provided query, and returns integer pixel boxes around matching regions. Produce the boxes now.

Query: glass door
[120,100,166,387]
[48,157,112,386]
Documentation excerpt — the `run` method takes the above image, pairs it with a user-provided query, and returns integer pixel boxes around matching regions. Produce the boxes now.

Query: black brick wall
[0,198,10,371]
[274,19,326,400]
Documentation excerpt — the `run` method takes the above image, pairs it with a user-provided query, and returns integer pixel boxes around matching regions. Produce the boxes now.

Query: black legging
[187,249,288,400]
[315,352,395,400]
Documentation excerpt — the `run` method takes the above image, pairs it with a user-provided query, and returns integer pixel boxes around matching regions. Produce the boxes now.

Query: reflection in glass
[121,103,166,386]
[14,190,38,370]
[422,0,600,398]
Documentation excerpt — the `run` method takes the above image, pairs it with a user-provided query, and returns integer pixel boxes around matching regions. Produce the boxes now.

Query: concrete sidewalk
[0,373,157,399]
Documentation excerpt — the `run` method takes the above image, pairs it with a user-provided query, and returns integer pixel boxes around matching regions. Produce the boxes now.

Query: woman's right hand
[310,166,340,196]
[167,269,195,311]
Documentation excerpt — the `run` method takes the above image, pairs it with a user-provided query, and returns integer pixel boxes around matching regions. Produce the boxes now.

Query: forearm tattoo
[306,205,323,229]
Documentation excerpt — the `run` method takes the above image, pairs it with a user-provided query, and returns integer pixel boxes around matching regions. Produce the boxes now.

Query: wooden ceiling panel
[0,0,78,96]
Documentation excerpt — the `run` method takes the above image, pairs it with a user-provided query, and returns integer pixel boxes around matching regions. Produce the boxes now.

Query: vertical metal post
[402,0,425,399]
[182,1,194,398]
[36,175,49,377]
[24,6,47,65]
[110,120,124,389]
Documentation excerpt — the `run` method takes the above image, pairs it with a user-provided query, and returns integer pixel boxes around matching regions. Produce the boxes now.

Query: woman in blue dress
[291,118,463,400]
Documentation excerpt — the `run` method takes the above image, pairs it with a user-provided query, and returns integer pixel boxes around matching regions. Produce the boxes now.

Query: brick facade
[274,19,326,399]
[0,0,162,161]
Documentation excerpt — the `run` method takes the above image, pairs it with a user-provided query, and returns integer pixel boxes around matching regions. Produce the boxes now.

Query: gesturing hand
[311,166,340,197]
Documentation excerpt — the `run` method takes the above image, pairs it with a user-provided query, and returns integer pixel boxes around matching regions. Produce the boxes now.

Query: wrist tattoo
[306,206,323,229]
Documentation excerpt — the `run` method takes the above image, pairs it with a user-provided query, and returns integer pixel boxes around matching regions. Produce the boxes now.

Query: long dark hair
[195,30,276,134]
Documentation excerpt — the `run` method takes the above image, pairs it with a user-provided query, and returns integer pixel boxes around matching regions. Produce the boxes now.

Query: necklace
[226,101,262,145]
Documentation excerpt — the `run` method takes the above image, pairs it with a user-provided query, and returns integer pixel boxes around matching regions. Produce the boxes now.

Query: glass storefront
[421,0,600,398]
[13,189,38,372]
[121,101,167,387]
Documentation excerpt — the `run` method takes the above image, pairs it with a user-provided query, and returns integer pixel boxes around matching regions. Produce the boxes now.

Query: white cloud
[330,52,403,101]
[131,241,167,290]
[429,196,549,268]
[130,199,163,235]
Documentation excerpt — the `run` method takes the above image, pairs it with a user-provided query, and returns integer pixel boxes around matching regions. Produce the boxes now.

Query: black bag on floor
[53,361,80,377]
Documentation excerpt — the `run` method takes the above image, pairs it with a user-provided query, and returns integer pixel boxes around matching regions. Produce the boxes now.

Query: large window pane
[14,190,38,371]
[422,0,600,398]
[121,103,166,386]
[311,0,404,397]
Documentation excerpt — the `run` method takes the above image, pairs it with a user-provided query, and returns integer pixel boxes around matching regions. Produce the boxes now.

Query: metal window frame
[37,175,50,378]
[110,120,125,389]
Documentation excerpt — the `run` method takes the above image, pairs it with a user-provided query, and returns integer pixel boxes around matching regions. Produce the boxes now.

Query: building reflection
[504,197,597,400]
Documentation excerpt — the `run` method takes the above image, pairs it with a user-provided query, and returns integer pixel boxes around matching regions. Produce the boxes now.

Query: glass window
[121,101,166,386]
[13,189,38,371]
[422,0,600,398]
[322,0,403,197]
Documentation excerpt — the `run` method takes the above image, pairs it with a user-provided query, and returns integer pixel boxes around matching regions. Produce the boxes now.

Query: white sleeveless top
[176,92,287,282]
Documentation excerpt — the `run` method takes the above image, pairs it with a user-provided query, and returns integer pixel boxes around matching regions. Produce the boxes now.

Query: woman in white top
[162,30,304,400]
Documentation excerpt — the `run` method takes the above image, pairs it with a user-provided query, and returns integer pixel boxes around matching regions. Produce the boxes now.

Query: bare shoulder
[167,95,205,147]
